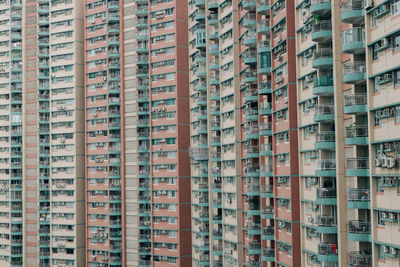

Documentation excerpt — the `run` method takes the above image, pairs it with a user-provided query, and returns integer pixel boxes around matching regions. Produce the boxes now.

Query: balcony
[342,27,365,54]
[262,206,274,219]
[316,215,337,234]
[261,184,273,198]
[245,241,261,255]
[208,0,218,10]
[135,8,148,18]
[310,0,331,15]
[348,220,371,242]
[257,20,270,34]
[260,102,272,115]
[312,48,333,69]
[313,76,334,95]
[316,159,336,177]
[244,222,261,235]
[194,0,205,7]
[258,40,270,54]
[315,131,335,149]
[136,30,148,41]
[345,125,368,145]
[347,188,370,209]
[262,226,274,240]
[314,105,334,122]
[346,158,369,176]
[242,13,256,28]
[243,30,257,46]
[318,243,338,262]
[244,125,258,140]
[246,184,260,197]
[262,248,275,261]
[243,70,258,84]
[260,164,272,176]
[244,108,258,120]
[242,50,257,65]
[260,143,272,156]
[344,94,367,114]
[259,122,272,136]
[243,88,258,102]
[316,187,337,205]
[108,1,120,10]
[341,0,365,24]
[343,61,366,84]
[195,10,205,21]
[243,0,256,10]
[349,251,372,267]
[311,21,332,43]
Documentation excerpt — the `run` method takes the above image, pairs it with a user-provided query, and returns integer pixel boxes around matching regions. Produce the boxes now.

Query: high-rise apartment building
[84,0,125,266]
[188,0,300,266]
[133,0,192,266]
[295,0,400,266]
[1,0,400,267]
[0,0,86,266]
[189,0,400,267]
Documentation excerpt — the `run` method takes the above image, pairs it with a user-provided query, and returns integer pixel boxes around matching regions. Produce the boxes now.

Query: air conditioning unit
[374,158,382,167]
[375,76,383,83]
[387,157,396,168]
[383,246,389,253]
[381,156,388,168]
[284,97,288,103]
[57,105,65,110]
[382,212,388,219]
[103,76,107,81]
[391,247,398,255]
[60,138,65,143]
[308,217,314,223]
[365,0,373,9]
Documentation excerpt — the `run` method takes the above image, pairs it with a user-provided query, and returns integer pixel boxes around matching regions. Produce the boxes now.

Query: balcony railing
[316,131,335,142]
[315,105,334,115]
[262,206,274,214]
[318,243,338,255]
[316,215,337,227]
[342,27,365,44]
[312,20,332,32]
[345,125,368,138]
[263,248,275,257]
[261,184,273,193]
[346,158,369,169]
[317,187,337,198]
[314,76,333,87]
[343,61,366,75]
[316,159,336,170]
[344,94,367,106]
[313,48,333,60]
[348,220,370,234]
[349,251,372,266]
[347,188,370,202]
[263,226,274,235]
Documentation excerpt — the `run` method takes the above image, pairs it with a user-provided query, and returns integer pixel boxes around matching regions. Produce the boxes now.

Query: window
[393,0,400,16]
[377,211,385,226]
[395,106,400,123]
[374,113,381,126]
[394,34,400,52]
